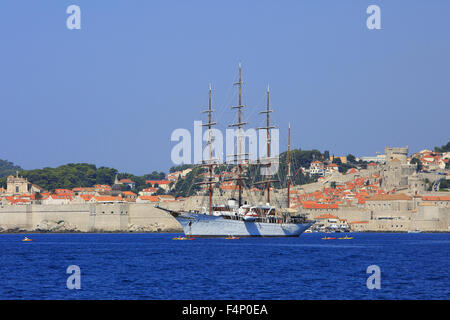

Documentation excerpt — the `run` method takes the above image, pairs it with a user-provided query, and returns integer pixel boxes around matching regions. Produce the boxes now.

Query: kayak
[322,237,336,240]
[172,237,195,240]
[22,237,33,242]
[338,236,353,240]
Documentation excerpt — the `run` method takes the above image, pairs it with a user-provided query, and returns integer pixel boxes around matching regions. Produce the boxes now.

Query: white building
[309,161,325,176]
[325,163,339,175]
[361,154,386,163]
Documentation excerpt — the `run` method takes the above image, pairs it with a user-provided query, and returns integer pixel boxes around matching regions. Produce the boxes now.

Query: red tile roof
[422,196,450,201]
[366,194,412,201]
[302,202,339,209]
[146,180,171,185]
[119,179,134,184]
[93,196,122,202]
[315,213,339,219]
[80,195,94,201]
[138,196,159,202]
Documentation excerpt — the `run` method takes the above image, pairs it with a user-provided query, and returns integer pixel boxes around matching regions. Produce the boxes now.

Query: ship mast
[206,84,214,214]
[228,63,248,207]
[287,123,291,208]
[255,85,278,204]
[197,84,217,215]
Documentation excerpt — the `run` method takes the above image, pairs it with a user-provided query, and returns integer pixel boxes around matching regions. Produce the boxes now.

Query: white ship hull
[175,212,314,237]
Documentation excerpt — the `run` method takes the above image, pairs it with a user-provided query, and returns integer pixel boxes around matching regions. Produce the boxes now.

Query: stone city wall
[0,203,182,233]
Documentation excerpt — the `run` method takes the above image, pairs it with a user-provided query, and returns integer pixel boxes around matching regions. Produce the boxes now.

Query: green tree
[440,179,450,190]
[0,159,23,178]
[120,184,131,191]
[410,157,423,172]
[347,154,356,164]
[169,164,194,173]
[172,167,204,197]
[155,188,166,195]
[144,171,166,180]
[0,177,6,189]
[434,142,450,153]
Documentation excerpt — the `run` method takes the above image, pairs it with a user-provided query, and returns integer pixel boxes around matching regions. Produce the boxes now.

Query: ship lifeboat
[243,211,258,221]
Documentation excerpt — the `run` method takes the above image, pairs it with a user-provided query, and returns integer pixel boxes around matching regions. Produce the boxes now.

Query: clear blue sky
[0,1,449,175]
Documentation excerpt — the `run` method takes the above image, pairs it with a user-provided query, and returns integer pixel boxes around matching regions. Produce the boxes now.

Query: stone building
[365,193,414,212]
[408,173,426,195]
[385,146,408,164]
[118,178,136,190]
[381,146,417,191]
[6,173,42,195]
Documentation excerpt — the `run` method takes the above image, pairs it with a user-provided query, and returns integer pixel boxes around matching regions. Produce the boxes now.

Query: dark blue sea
[0,233,448,300]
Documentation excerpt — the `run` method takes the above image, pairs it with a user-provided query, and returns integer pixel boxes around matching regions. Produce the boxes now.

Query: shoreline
[1,230,449,235]
[0,229,182,234]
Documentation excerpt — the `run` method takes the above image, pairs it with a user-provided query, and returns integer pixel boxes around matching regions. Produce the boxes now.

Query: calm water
[0,233,448,300]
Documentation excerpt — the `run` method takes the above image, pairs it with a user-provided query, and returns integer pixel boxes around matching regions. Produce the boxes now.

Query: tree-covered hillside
[19,163,117,191]
[434,142,450,153]
[0,159,23,178]
[15,163,166,193]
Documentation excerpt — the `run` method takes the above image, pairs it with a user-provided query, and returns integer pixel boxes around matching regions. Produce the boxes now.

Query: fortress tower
[385,146,408,165]
[381,146,417,191]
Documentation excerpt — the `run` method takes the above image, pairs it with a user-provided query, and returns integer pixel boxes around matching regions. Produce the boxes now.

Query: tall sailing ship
[157,65,314,237]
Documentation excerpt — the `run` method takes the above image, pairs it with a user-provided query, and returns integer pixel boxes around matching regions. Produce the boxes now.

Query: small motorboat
[407,229,423,234]
[22,237,33,242]
[172,236,195,240]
